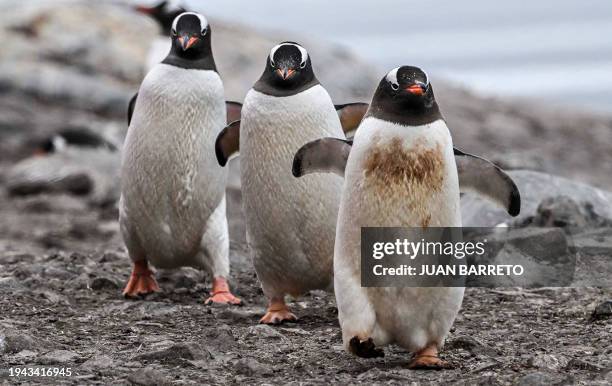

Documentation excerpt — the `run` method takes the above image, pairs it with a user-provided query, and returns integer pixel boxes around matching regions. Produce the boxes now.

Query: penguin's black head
[254,42,319,96]
[135,1,186,34]
[368,66,442,126]
[162,12,216,70]
[169,12,211,57]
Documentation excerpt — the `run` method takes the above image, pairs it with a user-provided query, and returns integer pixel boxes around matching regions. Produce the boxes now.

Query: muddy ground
[0,186,610,386]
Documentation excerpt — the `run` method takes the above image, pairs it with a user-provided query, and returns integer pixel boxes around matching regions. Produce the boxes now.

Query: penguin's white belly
[240,86,344,296]
[120,64,227,269]
[334,117,464,351]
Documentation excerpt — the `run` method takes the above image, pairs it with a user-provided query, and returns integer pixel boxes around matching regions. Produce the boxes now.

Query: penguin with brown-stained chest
[293,66,520,368]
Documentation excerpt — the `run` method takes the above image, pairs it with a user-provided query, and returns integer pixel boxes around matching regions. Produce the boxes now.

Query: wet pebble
[590,300,611,322]
[515,371,570,386]
[80,354,114,370]
[0,252,35,265]
[247,324,285,340]
[90,276,120,290]
[38,349,80,364]
[447,335,500,357]
[565,358,603,372]
[0,276,24,290]
[527,353,569,371]
[0,332,37,353]
[133,343,211,363]
[127,368,171,386]
[234,358,272,377]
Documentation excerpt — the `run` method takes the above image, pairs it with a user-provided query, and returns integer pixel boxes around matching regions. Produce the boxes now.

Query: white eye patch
[172,12,209,34]
[269,43,308,68]
[386,67,400,90]
[421,69,430,85]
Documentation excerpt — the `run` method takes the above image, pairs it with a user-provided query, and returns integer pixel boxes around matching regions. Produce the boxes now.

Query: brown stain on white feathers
[364,137,445,190]
[362,136,445,227]
[421,214,432,228]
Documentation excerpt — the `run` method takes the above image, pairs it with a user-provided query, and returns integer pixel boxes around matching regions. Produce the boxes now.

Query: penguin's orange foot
[408,344,453,370]
[123,260,159,298]
[204,277,242,305]
[259,308,297,325]
[349,337,384,358]
[408,355,452,370]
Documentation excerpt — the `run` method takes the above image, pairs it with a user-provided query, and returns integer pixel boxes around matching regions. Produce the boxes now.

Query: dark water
[187,0,612,113]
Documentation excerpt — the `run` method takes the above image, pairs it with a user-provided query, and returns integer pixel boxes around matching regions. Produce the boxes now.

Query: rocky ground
[1,1,611,385]
[0,187,611,386]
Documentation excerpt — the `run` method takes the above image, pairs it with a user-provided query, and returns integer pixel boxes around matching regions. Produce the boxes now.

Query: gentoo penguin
[293,66,520,368]
[215,42,367,324]
[6,128,121,205]
[33,128,118,155]
[120,12,241,305]
[134,0,187,70]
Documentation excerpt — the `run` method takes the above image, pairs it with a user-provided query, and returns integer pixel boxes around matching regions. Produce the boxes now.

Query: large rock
[0,332,37,354]
[0,0,378,119]
[515,195,612,231]
[461,170,612,227]
[437,81,612,190]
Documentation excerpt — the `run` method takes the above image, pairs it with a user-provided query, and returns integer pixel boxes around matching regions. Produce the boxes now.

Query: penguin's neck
[368,101,442,127]
[162,49,217,72]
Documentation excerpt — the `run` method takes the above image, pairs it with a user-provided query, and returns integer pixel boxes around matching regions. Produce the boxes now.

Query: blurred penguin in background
[5,126,122,207]
[134,0,188,70]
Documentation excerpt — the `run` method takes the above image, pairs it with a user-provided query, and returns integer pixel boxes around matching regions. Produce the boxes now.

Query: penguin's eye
[270,59,276,68]
[300,61,306,69]
[390,82,399,91]
[171,29,177,37]
[201,28,208,36]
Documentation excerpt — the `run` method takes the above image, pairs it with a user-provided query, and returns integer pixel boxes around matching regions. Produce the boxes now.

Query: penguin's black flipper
[335,103,369,137]
[226,101,242,125]
[454,148,521,217]
[292,137,352,178]
[127,92,138,126]
[215,120,240,167]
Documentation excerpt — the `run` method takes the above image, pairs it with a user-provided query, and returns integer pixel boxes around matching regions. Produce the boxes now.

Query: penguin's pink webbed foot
[259,298,297,325]
[205,277,242,305]
[123,260,160,298]
[408,344,453,370]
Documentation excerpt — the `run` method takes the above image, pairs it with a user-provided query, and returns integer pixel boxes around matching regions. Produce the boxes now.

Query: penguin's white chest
[120,64,227,265]
[239,85,345,295]
[343,118,461,227]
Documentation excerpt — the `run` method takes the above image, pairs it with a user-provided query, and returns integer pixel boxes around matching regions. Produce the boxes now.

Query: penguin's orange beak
[178,35,199,51]
[32,148,47,157]
[276,68,296,80]
[135,6,155,14]
[406,84,427,95]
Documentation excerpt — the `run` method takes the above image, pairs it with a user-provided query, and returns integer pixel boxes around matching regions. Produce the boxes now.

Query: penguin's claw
[408,344,453,370]
[408,355,453,370]
[259,309,297,325]
[204,277,242,305]
[122,261,160,298]
[349,337,384,358]
[205,291,242,305]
